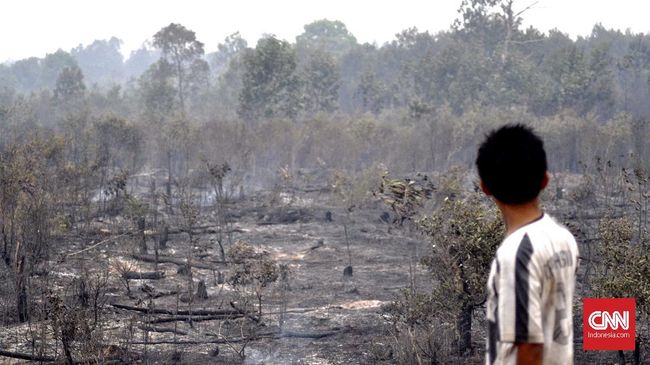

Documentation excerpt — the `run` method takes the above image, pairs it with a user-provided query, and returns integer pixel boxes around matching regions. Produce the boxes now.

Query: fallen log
[139,325,188,335]
[0,349,55,362]
[132,254,227,269]
[280,330,339,339]
[230,301,261,323]
[111,303,240,316]
[167,226,245,235]
[146,314,242,324]
[129,338,239,345]
[65,233,131,258]
[123,271,165,280]
[130,328,341,345]
[143,289,178,299]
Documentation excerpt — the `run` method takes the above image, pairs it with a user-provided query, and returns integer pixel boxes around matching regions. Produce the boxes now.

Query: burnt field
[1,168,646,365]
[0,173,432,364]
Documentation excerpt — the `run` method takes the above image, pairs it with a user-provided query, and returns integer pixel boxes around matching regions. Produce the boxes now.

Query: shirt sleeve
[497,233,544,343]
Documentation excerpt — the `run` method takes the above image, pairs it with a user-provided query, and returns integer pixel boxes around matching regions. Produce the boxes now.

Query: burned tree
[0,138,65,322]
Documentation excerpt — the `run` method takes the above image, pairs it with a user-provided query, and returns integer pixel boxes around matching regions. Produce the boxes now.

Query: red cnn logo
[583,298,635,350]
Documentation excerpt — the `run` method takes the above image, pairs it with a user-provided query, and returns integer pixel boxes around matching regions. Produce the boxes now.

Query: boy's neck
[496,198,544,237]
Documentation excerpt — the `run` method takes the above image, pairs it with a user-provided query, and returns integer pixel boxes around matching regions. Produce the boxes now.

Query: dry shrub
[228,240,279,319]
[381,290,458,364]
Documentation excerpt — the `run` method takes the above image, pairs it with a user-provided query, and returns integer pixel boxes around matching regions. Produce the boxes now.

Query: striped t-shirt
[486,213,579,365]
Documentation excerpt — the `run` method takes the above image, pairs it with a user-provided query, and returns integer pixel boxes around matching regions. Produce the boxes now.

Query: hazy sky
[1,0,648,62]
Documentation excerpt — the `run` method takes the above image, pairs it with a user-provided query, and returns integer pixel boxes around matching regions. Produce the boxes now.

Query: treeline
[0,0,649,186]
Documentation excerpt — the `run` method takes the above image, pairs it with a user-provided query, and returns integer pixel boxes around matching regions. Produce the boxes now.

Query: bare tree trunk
[16,256,29,322]
[187,230,194,329]
[138,217,147,254]
[159,224,168,250]
[457,303,473,356]
[166,151,173,214]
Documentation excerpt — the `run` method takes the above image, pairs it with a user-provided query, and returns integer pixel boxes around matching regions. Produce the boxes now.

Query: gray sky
[1,0,648,62]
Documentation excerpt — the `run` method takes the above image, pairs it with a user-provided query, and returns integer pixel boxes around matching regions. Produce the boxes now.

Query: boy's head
[476,124,548,205]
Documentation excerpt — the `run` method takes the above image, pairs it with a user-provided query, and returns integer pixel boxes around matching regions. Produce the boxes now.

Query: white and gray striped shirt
[486,213,579,365]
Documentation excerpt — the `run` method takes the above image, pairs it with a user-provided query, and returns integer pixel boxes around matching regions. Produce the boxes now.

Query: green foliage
[54,65,86,104]
[138,59,176,121]
[124,45,159,78]
[418,195,504,313]
[71,37,124,85]
[153,23,205,65]
[301,50,340,114]
[239,37,301,120]
[41,50,78,89]
[296,19,357,58]
[92,116,143,172]
[210,32,248,75]
[355,68,388,114]
[153,23,206,112]
[10,57,41,91]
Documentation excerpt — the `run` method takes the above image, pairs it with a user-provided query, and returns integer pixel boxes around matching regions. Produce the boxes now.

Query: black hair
[476,124,547,204]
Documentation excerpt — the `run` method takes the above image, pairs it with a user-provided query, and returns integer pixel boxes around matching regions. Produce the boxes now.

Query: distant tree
[93,116,143,173]
[10,57,41,91]
[209,32,248,76]
[41,50,77,89]
[296,19,357,59]
[584,45,616,118]
[355,68,386,114]
[153,23,205,114]
[617,35,650,116]
[239,36,301,121]
[138,59,176,123]
[454,0,500,32]
[54,65,86,104]
[542,45,591,114]
[211,50,248,119]
[337,43,378,112]
[301,50,340,114]
[71,37,124,85]
[124,43,160,79]
[185,58,211,101]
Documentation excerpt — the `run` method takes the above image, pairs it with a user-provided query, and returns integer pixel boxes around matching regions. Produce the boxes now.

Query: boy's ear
[541,171,550,190]
[480,180,492,196]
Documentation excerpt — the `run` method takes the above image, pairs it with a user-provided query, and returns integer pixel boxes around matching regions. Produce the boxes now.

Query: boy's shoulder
[497,213,576,260]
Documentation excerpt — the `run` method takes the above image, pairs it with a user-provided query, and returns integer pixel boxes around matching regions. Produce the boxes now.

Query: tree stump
[159,225,169,249]
[196,280,208,299]
[177,264,191,276]
[380,211,390,223]
[138,217,147,254]
[343,265,353,277]
[210,346,220,357]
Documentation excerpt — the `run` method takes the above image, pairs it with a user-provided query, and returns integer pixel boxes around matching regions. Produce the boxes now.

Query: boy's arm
[516,343,543,365]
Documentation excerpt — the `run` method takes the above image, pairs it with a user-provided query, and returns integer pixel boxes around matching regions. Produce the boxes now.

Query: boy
[476,124,579,365]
